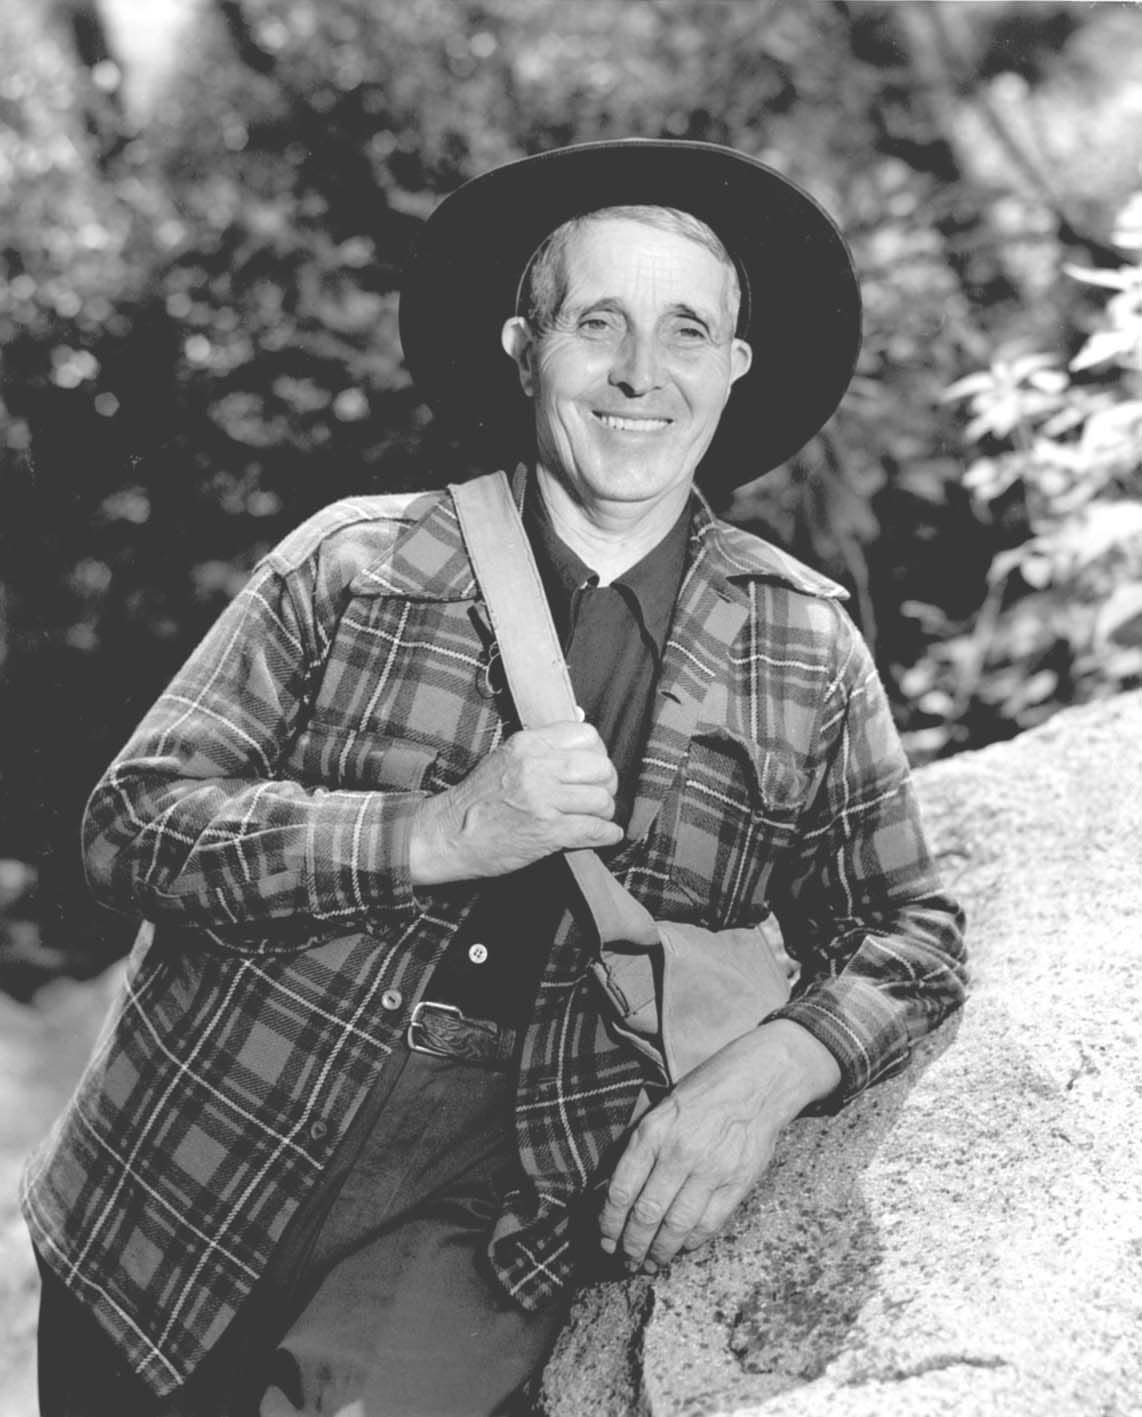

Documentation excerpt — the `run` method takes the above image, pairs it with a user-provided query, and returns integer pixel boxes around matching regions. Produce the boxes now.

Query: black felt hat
[399,139,862,493]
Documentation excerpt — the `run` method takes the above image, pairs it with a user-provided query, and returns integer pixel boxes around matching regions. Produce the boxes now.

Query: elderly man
[23,140,966,1416]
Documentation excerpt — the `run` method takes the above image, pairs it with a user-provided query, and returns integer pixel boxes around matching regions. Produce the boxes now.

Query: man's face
[502,216,752,512]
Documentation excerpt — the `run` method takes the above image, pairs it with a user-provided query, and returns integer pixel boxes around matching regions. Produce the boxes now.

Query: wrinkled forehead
[563,217,737,313]
[519,203,750,334]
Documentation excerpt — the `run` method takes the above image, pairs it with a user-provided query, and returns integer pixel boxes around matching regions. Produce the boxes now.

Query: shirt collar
[686,488,848,602]
[523,481,690,660]
[347,466,847,606]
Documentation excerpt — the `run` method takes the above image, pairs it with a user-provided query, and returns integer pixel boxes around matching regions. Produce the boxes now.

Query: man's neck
[532,467,693,585]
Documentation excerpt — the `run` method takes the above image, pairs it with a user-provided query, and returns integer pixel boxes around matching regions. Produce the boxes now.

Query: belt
[406,1000,518,1069]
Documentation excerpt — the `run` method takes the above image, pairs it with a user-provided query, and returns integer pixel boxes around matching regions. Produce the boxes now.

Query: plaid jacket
[22,473,966,1395]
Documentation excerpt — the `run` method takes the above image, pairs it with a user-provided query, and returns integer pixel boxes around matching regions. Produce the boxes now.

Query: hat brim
[399,139,862,494]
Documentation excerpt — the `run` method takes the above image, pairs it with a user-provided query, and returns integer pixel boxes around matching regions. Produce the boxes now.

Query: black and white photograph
[1,3,1140,1414]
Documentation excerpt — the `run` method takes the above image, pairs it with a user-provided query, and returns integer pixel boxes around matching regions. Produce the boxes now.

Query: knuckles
[631,1197,666,1225]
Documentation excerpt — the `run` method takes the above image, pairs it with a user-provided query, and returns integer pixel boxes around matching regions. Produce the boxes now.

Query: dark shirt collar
[523,480,691,660]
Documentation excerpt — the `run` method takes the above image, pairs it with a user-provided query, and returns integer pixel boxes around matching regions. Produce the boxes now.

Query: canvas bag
[450,471,792,1085]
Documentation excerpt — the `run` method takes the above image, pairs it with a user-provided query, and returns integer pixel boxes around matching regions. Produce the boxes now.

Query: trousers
[37,1048,571,1417]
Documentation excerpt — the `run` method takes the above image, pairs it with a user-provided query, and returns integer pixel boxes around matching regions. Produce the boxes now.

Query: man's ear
[501,316,537,397]
[729,338,753,385]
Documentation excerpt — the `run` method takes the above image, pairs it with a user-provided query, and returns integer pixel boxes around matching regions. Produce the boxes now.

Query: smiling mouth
[592,412,673,433]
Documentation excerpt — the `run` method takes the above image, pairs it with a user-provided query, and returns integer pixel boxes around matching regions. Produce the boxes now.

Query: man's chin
[582,451,697,503]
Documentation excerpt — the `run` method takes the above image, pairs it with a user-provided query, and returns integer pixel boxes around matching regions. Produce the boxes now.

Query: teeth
[595,414,670,432]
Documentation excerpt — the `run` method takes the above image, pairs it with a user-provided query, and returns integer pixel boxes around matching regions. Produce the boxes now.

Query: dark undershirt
[425,486,690,1026]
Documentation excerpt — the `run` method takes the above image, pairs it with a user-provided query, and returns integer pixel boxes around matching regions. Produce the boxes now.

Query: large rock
[538,692,1142,1417]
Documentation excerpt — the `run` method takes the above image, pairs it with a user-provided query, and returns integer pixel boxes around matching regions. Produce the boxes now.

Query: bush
[916,191,1142,755]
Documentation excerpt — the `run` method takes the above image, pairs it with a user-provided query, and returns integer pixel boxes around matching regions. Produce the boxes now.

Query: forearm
[770,889,967,1105]
[82,548,427,949]
[85,763,424,940]
[407,782,473,886]
[745,1017,843,1121]
[773,616,968,1105]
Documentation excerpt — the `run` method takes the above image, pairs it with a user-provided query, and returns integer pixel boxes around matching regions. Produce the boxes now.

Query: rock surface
[2,695,1140,1416]
[538,692,1142,1417]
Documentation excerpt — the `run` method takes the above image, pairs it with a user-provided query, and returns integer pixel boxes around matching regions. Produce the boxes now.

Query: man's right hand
[408,721,623,885]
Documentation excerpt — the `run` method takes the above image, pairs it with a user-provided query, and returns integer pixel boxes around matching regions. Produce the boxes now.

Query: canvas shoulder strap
[449,471,657,948]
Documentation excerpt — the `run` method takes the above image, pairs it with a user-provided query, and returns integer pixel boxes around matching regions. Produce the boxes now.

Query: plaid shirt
[22,472,966,1396]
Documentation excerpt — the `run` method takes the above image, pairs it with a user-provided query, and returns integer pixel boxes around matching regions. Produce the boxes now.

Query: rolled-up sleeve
[82,522,423,954]
[767,611,968,1107]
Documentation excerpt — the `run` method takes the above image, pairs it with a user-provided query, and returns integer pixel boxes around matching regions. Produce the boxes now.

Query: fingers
[599,1101,708,1268]
[558,752,619,790]
[528,723,618,789]
[601,1140,741,1272]
[598,1059,784,1273]
[532,720,609,754]
[505,725,619,808]
[560,813,625,850]
[425,720,623,879]
[645,1176,721,1267]
[598,1126,657,1258]
[551,783,615,817]
[679,1188,739,1253]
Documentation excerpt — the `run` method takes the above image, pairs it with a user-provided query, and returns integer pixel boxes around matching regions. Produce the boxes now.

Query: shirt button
[309,1119,328,1142]
[381,988,403,1012]
[468,943,489,965]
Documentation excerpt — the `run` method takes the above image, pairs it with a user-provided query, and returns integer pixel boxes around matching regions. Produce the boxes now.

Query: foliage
[920,193,1142,756]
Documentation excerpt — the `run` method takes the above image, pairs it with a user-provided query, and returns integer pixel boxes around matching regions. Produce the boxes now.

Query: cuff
[764,974,913,1115]
[306,789,424,924]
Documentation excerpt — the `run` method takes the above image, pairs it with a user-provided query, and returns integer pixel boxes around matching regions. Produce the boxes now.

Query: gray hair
[518,204,743,335]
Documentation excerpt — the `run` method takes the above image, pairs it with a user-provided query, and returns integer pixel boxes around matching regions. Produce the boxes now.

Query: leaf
[1070,328,1140,373]
[1096,584,1142,648]
[942,371,996,402]
[1003,669,1058,716]
[1062,263,1139,292]
[1112,194,1142,251]
[1055,501,1142,570]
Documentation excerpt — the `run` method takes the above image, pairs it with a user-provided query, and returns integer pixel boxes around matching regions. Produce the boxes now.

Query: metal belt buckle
[406,999,463,1057]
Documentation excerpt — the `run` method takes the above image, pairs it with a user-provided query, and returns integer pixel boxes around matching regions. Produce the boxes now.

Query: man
[23,140,967,1416]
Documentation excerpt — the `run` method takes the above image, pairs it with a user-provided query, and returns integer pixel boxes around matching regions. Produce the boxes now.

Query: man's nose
[608,331,664,397]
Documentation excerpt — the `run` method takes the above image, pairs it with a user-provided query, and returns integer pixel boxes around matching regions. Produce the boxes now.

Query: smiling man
[503,210,752,536]
[23,141,967,1417]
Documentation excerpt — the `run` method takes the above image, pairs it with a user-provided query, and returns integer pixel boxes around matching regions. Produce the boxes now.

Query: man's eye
[674,324,708,342]
[579,315,615,334]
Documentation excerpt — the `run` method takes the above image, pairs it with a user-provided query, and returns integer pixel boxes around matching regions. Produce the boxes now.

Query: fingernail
[600,1238,615,1254]
[642,1260,659,1276]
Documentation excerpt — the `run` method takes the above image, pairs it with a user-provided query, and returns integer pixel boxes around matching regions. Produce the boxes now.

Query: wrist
[409,790,471,886]
[745,1018,842,1123]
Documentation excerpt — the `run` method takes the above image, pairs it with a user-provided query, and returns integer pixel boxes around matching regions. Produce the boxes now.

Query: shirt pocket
[659,728,809,929]
[284,596,498,792]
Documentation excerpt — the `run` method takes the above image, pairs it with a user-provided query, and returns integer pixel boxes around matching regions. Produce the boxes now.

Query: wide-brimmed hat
[399,139,861,494]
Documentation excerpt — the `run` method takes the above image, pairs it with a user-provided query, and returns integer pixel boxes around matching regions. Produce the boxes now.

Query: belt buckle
[406,999,463,1057]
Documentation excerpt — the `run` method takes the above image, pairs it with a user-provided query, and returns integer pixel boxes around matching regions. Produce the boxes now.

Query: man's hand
[409,721,623,884]
[598,1020,841,1271]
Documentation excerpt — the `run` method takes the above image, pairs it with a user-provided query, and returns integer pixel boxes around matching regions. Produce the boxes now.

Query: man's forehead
[557,216,737,314]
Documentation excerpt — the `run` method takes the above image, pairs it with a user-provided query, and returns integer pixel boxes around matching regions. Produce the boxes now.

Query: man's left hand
[598,1019,841,1271]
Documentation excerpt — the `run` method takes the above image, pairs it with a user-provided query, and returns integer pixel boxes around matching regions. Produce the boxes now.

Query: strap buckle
[406,999,463,1057]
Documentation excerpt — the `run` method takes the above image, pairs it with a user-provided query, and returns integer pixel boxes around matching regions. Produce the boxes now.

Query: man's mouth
[592,413,672,433]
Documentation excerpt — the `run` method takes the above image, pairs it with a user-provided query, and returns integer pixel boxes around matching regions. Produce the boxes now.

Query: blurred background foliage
[2,0,1142,990]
